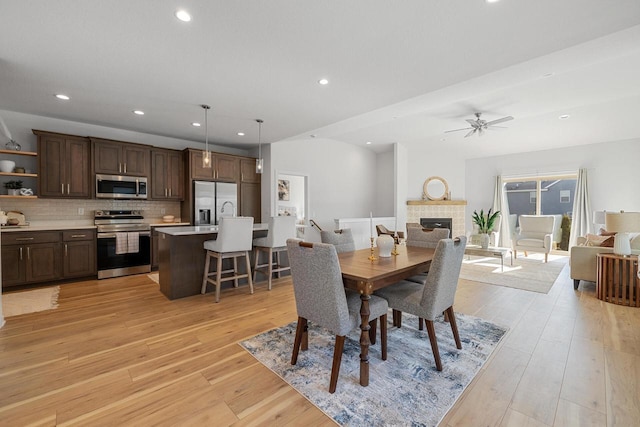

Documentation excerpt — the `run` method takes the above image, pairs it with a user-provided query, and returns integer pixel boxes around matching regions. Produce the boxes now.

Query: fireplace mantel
[406,200,467,206]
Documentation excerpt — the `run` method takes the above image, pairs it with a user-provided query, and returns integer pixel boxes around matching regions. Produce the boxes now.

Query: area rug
[460,253,567,293]
[2,286,60,317]
[240,312,507,426]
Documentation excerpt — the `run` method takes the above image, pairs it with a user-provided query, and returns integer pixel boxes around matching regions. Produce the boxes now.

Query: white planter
[479,233,490,249]
[6,189,20,196]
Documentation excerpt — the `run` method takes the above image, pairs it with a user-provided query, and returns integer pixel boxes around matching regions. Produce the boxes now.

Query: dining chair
[252,216,297,290]
[286,239,388,393]
[404,226,451,286]
[201,216,254,303]
[376,224,405,241]
[320,228,356,253]
[375,236,466,371]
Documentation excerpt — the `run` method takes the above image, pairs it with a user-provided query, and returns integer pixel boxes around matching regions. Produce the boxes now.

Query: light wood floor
[1,261,639,426]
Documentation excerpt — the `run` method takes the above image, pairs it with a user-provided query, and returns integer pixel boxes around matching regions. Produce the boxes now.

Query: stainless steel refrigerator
[193,181,238,225]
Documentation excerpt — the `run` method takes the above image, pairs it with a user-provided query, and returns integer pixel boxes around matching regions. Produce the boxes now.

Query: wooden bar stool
[201,216,254,302]
[253,216,297,290]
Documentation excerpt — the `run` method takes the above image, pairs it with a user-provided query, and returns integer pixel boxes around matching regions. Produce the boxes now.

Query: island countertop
[157,223,268,236]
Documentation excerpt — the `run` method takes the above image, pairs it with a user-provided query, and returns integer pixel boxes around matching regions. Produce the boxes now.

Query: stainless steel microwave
[96,174,148,199]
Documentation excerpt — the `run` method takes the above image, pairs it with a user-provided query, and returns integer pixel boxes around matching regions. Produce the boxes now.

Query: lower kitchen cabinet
[151,227,159,270]
[1,229,96,288]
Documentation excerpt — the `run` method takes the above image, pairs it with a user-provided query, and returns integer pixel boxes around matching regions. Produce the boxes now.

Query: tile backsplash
[1,198,182,224]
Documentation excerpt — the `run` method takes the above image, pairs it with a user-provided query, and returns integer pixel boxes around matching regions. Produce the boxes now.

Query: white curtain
[492,175,512,248]
[569,168,592,247]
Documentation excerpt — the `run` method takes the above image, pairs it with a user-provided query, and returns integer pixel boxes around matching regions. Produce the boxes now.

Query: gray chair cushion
[320,229,356,253]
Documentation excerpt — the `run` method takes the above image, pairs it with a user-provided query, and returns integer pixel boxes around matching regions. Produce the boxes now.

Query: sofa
[570,212,640,289]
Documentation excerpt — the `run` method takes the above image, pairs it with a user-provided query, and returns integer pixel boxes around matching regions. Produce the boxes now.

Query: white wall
[405,145,466,201]
[465,138,640,231]
[375,151,394,216]
[270,137,379,231]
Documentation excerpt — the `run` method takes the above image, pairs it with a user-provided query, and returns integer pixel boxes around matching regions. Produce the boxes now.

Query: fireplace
[420,217,452,235]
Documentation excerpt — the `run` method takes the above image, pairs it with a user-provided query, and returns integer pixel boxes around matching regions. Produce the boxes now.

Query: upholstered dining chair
[201,216,254,303]
[320,228,356,253]
[375,236,467,371]
[253,216,297,290]
[286,239,388,393]
[511,215,555,262]
[404,226,451,286]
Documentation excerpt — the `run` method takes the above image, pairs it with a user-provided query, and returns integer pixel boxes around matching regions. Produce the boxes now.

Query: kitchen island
[156,224,268,300]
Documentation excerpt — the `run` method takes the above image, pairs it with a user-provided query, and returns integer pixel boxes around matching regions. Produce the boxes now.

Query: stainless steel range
[95,210,151,279]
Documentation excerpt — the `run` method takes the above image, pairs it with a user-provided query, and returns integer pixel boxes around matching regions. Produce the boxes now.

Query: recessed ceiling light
[542,72,554,78]
[486,0,500,3]
[318,78,329,85]
[192,122,201,127]
[133,110,145,115]
[237,132,245,136]
[559,114,570,119]
[175,10,191,22]
[366,141,372,145]
[55,94,70,100]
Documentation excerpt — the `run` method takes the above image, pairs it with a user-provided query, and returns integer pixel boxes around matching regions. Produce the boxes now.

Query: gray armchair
[375,236,466,371]
[286,239,388,393]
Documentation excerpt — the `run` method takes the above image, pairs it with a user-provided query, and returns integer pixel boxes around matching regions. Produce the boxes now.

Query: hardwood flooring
[1,260,639,426]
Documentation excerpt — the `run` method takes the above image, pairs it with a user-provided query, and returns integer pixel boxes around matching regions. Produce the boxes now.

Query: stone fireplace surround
[406,200,467,238]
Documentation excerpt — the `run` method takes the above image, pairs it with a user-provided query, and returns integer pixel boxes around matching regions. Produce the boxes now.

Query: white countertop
[157,223,268,236]
[0,220,191,232]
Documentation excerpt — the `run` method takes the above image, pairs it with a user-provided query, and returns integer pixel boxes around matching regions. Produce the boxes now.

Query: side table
[596,253,640,307]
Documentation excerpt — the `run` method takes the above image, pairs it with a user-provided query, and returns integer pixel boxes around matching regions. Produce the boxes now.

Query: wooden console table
[596,253,640,307]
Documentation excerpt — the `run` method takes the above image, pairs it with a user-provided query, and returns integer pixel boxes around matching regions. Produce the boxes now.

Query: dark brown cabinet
[240,158,261,221]
[240,158,261,183]
[151,149,183,200]
[1,231,62,287]
[35,130,91,198]
[1,229,96,288]
[151,227,160,270]
[92,138,150,176]
[62,230,96,278]
[188,149,239,182]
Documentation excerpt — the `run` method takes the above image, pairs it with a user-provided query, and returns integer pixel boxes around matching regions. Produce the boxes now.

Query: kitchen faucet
[221,201,236,217]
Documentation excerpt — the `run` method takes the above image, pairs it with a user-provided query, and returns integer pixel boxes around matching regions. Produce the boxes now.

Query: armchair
[511,215,555,263]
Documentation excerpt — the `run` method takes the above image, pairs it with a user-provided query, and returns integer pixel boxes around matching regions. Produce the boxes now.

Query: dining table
[337,244,435,387]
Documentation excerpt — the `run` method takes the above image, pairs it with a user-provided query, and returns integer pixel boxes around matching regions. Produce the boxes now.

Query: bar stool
[253,216,297,290]
[201,216,254,302]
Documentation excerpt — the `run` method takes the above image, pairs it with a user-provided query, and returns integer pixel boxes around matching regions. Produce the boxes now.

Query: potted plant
[4,180,23,196]
[472,208,501,249]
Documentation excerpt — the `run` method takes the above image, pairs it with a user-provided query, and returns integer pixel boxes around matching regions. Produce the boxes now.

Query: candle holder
[368,237,377,261]
[391,232,399,256]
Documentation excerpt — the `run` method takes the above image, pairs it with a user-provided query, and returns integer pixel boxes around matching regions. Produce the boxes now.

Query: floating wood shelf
[0,195,38,199]
[0,172,37,178]
[0,149,37,156]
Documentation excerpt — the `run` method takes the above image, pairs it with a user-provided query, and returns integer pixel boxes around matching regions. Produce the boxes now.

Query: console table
[596,253,640,307]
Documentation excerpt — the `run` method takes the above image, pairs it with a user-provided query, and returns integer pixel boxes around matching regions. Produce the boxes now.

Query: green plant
[4,180,23,189]
[472,208,501,234]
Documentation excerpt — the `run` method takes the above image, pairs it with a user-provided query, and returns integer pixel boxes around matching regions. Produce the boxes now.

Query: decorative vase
[479,233,490,249]
[376,234,394,258]
[7,189,20,196]
[613,232,631,256]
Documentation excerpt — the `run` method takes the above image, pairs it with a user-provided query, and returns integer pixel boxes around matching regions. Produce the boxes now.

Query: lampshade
[201,104,212,169]
[613,232,631,256]
[255,119,264,174]
[605,212,640,232]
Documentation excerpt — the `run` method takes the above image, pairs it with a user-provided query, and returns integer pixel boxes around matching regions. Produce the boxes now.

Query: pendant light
[255,119,264,174]
[201,104,212,168]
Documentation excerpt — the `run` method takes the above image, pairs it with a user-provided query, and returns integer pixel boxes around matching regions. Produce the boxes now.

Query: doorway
[275,171,309,239]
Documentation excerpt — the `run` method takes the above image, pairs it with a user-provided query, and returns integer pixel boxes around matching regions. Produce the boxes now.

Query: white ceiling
[1,1,640,157]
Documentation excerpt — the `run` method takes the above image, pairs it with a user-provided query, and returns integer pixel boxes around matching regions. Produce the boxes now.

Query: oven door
[97,231,151,279]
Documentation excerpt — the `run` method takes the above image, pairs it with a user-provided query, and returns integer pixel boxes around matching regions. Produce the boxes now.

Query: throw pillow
[598,228,617,236]
[630,233,640,250]
[600,236,615,247]
[584,234,608,246]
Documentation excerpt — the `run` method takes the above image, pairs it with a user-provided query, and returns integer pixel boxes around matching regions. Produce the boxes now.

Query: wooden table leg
[359,293,371,387]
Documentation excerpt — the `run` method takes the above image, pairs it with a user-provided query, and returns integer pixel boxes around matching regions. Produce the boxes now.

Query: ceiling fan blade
[485,116,514,126]
[465,119,477,126]
[444,127,473,133]
[487,126,507,130]
[464,129,476,138]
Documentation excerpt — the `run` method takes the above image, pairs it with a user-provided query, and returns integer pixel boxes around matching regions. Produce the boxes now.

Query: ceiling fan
[445,112,514,138]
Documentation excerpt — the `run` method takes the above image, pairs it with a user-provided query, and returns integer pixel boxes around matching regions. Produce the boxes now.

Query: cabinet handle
[65,243,68,257]
[67,183,70,194]
[165,188,168,197]
[124,163,127,174]
[169,188,171,197]
[71,234,86,238]
[16,237,35,241]
[119,163,122,173]
[19,247,23,260]
[61,183,65,194]
[27,247,30,260]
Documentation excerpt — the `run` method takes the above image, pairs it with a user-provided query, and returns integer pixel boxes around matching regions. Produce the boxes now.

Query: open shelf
[0,172,37,178]
[0,195,38,199]
[0,149,37,156]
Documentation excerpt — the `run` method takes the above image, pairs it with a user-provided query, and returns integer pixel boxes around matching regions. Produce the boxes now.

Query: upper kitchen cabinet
[240,158,261,183]
[151,148,184,200]
[92,138,150,176]
[188,149,239,182]
[34,130,91,198]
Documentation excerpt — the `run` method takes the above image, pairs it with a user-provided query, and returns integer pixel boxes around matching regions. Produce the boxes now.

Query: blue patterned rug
[240,312,507,426]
